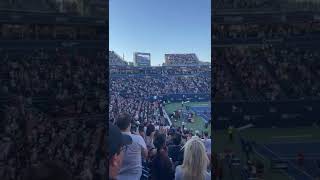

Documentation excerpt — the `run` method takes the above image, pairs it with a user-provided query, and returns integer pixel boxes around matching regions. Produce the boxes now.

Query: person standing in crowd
[150,133,174,180]
[175,137,211,180]
[187,131,193,141]
[168,133,184,167]
[108,123,132,180]
[145,124,156,151]
[115,114,148,180]
[166,128,175,146]
[202,132,212,172]
[138,125,145,139]
[202,132,211,156]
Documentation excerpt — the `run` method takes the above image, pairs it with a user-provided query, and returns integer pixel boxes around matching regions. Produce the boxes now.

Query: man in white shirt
[115,114,148,180]
[203,132,211,155]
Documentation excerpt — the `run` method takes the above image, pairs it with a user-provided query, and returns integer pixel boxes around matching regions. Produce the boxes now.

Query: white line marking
[253,144,289,177]
[262,144,314,179]
[253,146,266,161]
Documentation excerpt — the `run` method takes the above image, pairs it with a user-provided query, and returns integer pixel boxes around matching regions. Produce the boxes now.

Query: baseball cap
[108,123,132,158]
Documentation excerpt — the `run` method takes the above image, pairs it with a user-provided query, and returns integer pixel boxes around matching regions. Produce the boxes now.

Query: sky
[109,0,211,66]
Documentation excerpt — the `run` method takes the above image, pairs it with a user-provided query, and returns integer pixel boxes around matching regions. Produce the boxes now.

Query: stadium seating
[0,48,106,179]
[109,52,212,180]
[164,53,201,66]
[213,2,320,179]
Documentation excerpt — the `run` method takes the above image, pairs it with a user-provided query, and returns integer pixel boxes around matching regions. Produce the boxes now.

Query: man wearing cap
[109,123,132,180]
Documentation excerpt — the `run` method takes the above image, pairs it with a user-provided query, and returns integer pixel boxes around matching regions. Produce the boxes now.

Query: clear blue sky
[109,0,211,66]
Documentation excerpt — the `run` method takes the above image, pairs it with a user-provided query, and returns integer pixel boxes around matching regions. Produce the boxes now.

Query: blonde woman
[175,137,210,180]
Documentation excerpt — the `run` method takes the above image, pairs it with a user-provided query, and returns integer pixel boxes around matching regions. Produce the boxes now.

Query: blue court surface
[190,106,211,122]
[254,141,320,180]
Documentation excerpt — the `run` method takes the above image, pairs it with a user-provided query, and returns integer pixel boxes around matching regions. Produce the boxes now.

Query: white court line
[253,146,266,161]
[261,144,314,179]
[253,144,291,178]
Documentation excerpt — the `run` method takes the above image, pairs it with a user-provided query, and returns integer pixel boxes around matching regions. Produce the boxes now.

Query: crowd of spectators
[264,45,320,99]
[109,53,210,123]
[1,48,106,116]
[213,4,320,179]
[214,17,320,101]
[109,51,212,179]
[109,51,128,66]
[110,65,210,76]
[109,95,165,127]
[109,113,212,180]
[0,0,107,17]
[0,48,106,180]
[1,49,212,180]
[217,47,282,101]
[109,63,210,126]
[214,45,320,101]
[0,25,105,41]
[110,76,209,99]
[164,54,200,66]
[0,0,79,14]
[213,23,320,41]
[110,55,210,99]
[213,57,239,101]
[213,0,280,9]
[1,105,106,180]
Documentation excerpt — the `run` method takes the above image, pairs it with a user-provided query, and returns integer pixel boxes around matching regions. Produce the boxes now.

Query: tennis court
[190,106,211,123]
[240,127,320,180]
[256,141,320,179]
[164,102,211,134]
[213,127,320,180]
[254,141,320,180]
